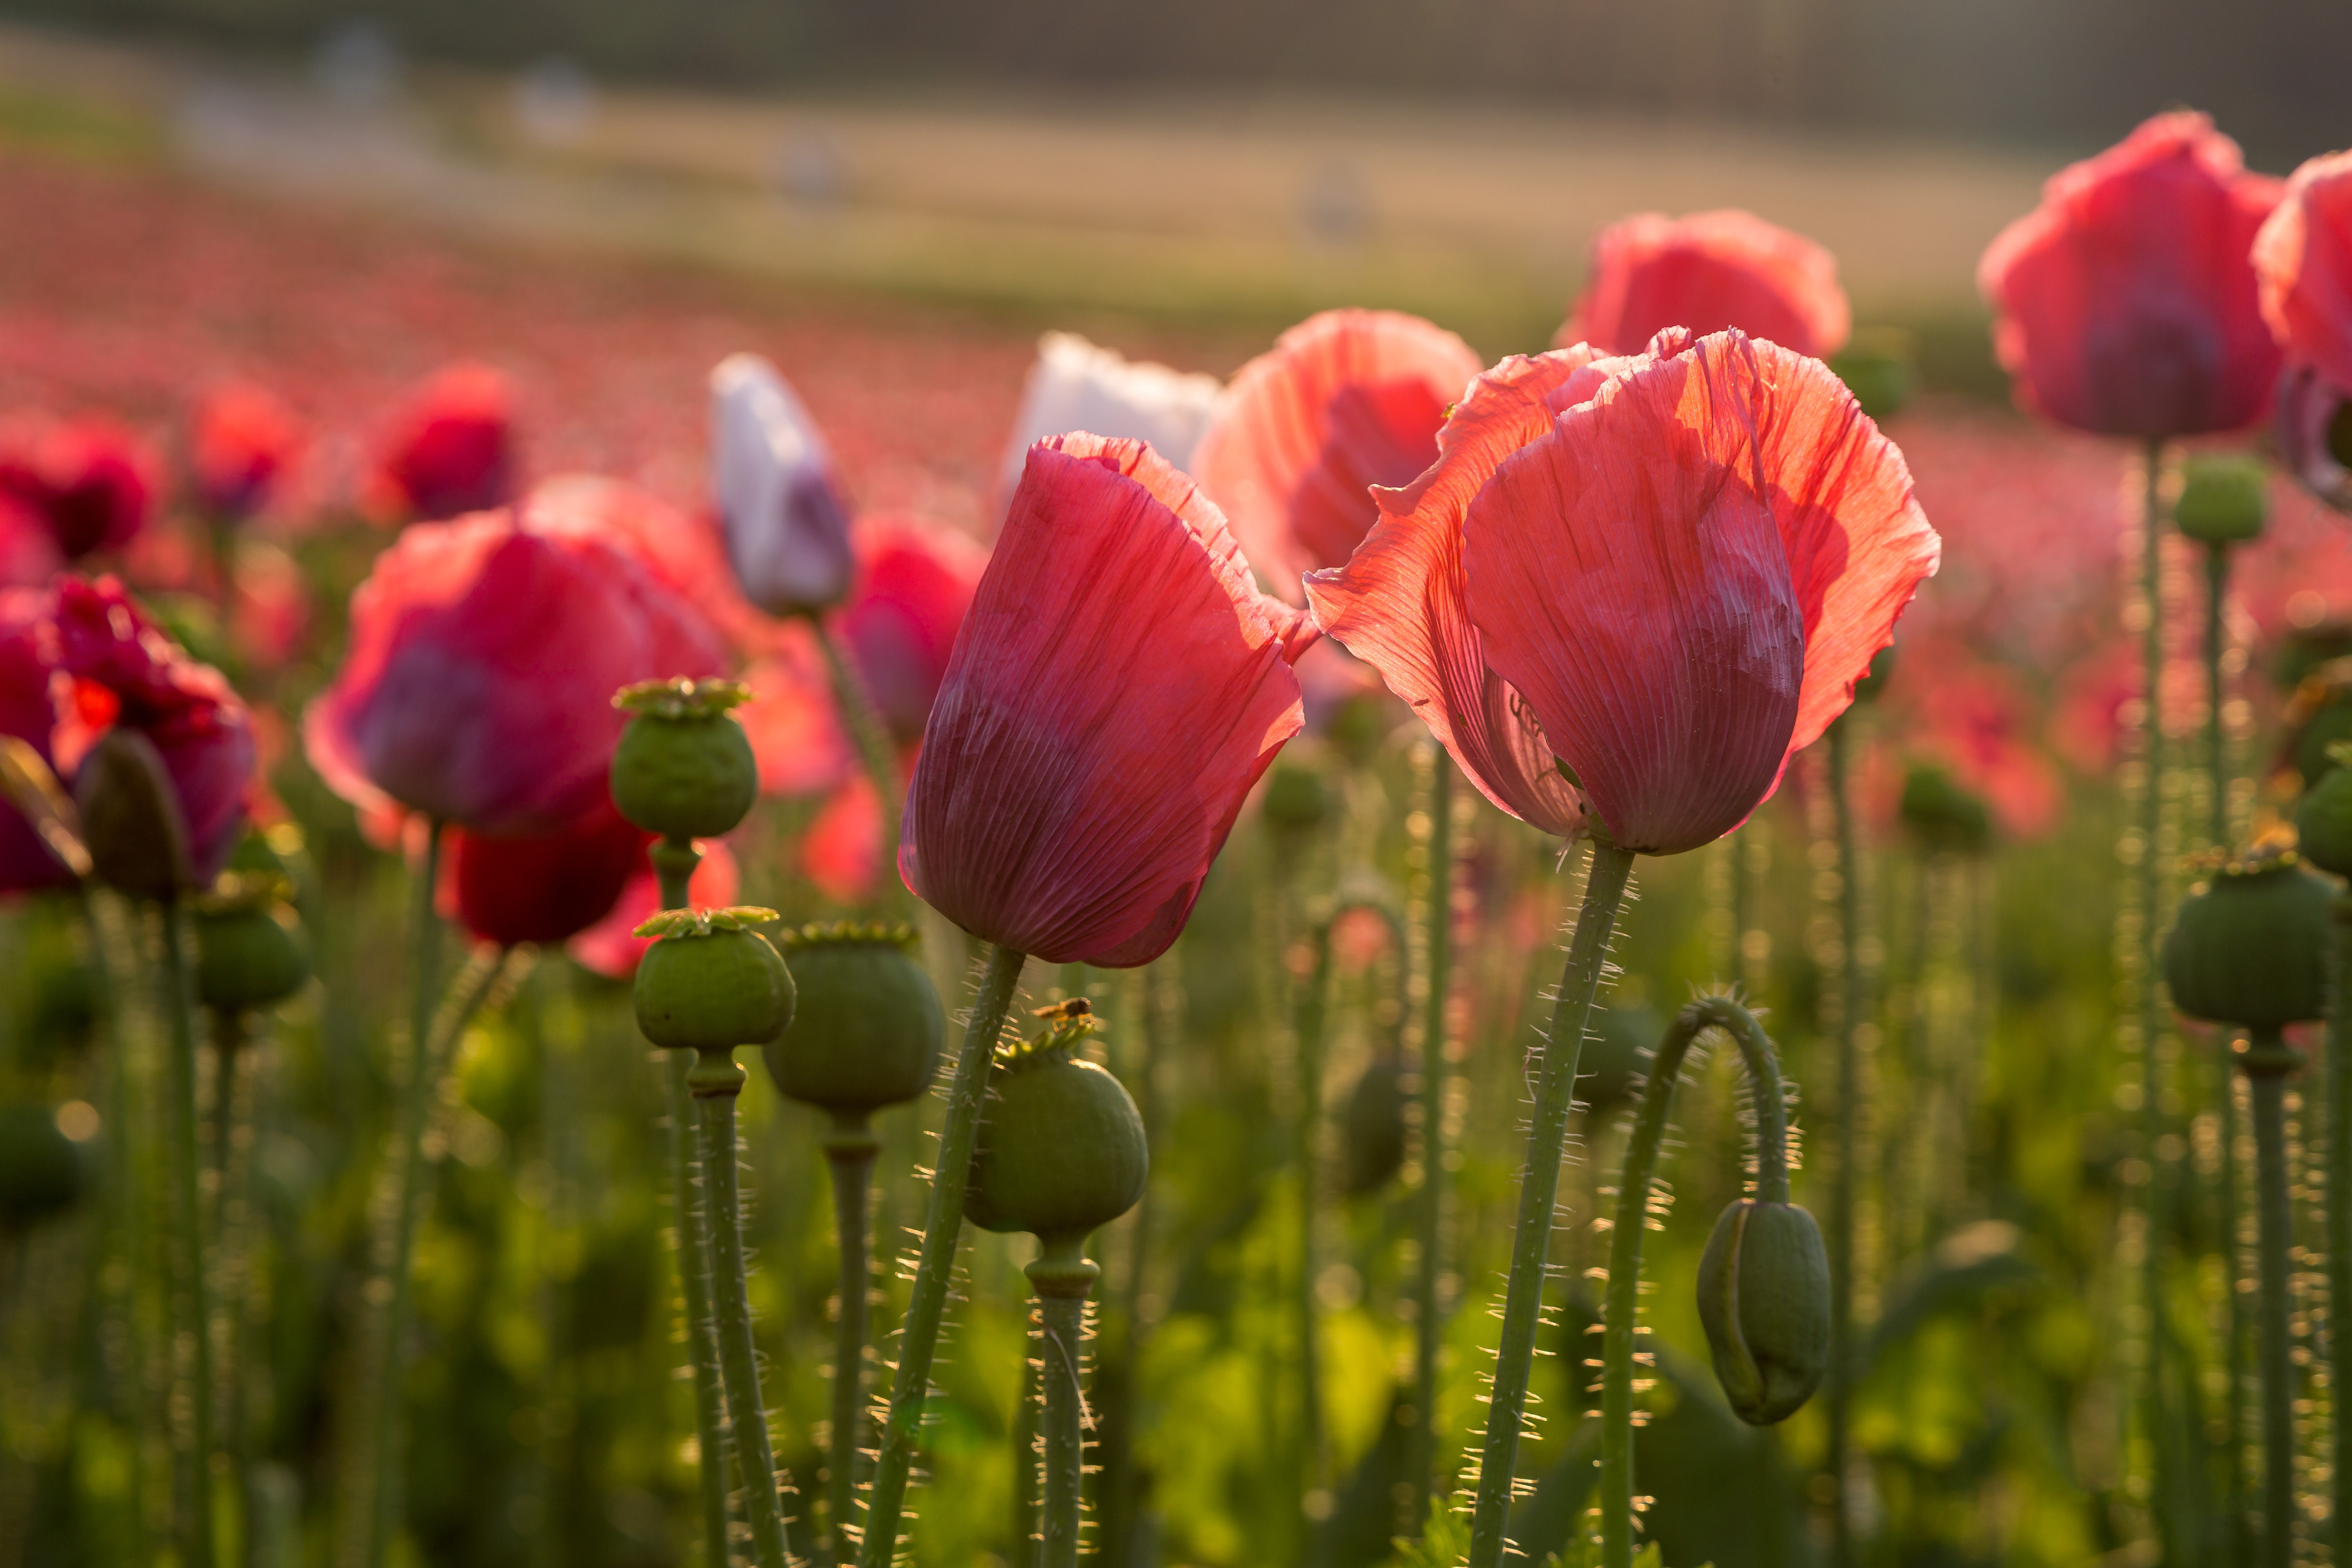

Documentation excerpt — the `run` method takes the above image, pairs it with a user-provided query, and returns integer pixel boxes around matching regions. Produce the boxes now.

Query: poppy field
[10,91,2352,1568]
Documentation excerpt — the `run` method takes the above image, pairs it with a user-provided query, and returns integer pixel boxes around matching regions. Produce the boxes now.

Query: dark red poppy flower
[1312,329,1939,857]
[0,588,73,892]
[569,838,739,979]
[1193,310,1482,603]
[305,480,729,837]
[444,795,652,947]
[837,513,989,742]
[365,362,518,523]
[193,382,303,523]
[899,433,1312,966]
[0,413,158,559]
[1559,210,1851,359]
[1979,112,2283,439]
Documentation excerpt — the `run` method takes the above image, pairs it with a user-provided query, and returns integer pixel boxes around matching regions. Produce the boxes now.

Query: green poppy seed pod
[2161,845,2332,1029]
[610,678,760,840]
[0,1103,87,1229]
[1341,1054,1408,1196]
[2299,745,2352,877]
[632,908,796,1051]
[1898,763,1993,857]
[193,903,310,1013]
[1829,330,1915,424]
[76,728,193,899]
[966,1041,1147,1244]
[763,923,943,1117]
[1261,761,1332,835]
[1697,1197,1832,1426]
[2172,454,2269,545]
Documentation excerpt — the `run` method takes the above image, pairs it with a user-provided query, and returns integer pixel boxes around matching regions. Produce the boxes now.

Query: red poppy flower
[837,513,989,742]
[898,433,1312,966]
[51,575,255,884]
[0,587,72,892]
[1192,309,1482,603]
[1312,329,1938,857]
[193,382,303,523]
[305,481,729,837]
[1979,112,2283,439]
[1558,210,1851,359]
[443,795,652,947]
[0,413,158,559]
[568,838,739,980]
[365,362,518,523]
[2255,150,2352,387]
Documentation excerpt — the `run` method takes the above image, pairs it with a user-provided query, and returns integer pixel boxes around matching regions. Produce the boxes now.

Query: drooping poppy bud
[1559,209,1851,360]
[1696,1196,1833,1425]
[762,921,944,1119]
[632,906,796,1052]
[2172,454,2269,545]
[1899,762,1994,857]
[899,434,1313,966]
[0,413,157,560]
[366,362,517,523]
[710,353,854,616]
[610,678,759,841]
[0,1103,87,1230]
[998,332,1220,503]
[2274,360,2352,514]
[1979,112,2283,439]
[75,727,193,898]
[1341,1053,1407,1196]
[1191,309,1481,605]
[2161,843,2332,1029]
[2297,744,2352,877]
[965,1016,1147,1244]
[193,383,303,524]
[445,796,651,948]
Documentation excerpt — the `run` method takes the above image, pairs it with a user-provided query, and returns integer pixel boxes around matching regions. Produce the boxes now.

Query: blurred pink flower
[802,772,881,903]
[0,412,157,559]
[365,362,518,524]
[193,381,303,524]
[1559,209,1851,359]
[568,837,739,979]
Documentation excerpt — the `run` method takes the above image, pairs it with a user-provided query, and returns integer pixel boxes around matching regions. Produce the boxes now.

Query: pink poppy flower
[2254,149,2352,389]
[193,382,303,523]
[0,413,158,559]
[1559,209,1851,359]
[899,433,1312,965]
[444,795,652,947]
[836,513,989,742]
[1979,112,2283,439]
[365,362,518,523]
[1192,309,1482,603]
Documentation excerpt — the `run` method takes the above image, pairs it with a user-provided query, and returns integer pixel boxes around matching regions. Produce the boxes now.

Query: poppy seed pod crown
[611,678,760,841]
[762,922,943,1118]
[965,1015,1147,1244]
[2161,843,2332,1029]
[632,907,796,1053]
[1697,1197,1833,1425]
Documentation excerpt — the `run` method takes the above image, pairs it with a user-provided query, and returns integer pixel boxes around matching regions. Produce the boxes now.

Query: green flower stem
[1601,997,1791,1568]
[688,1051,793,1568]
[1294,909,1335,1532]
[1027,1241,1100,1568]
[1410,755,1455,1534]
[2201,541,2230,850]
[159,898,217,1568]
[208,1008,256,1566]
[862,941,1030,1567]
[2237,1028,2302,1568]
[815,619,906,909]
[824,1115,880,1567]
[2331,900,2352,1560]
[1825,711,1863,1567]
[1466,837,1637,1568]
[652,837,733,1568]
[2204,538,2253,1558]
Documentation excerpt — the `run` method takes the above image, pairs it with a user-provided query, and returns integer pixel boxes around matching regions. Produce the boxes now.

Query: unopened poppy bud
[1342,1054,1407,1196]
[194,901,310,1014]
[1697,1197,1832,1426]
[0,1102,88,1229]
[2296,744,2352,877]
[1262,761,1332,835]
[1899,763,1993,856]
[76,728,194,899]
[965,1022,1147,1244]
[2173,454,2269,545]
[763,922,943,1118]
[632,907,796,1052]
[610,678,759,840]
[2161,843,2332,1029]
[1829,329,1915,423]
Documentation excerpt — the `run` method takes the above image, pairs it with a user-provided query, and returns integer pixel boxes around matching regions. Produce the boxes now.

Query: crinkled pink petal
[1560,209,1851,359]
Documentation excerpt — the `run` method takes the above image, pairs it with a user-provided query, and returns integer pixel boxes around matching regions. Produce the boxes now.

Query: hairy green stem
[652,837,733,1568]
[1466,838,1637,1568]
[209,1009,255,1568]
[2238,1030,2301,1568]
[160,899,217,1568]
[2203,538,2252,1559]
[1602,998,1792,1568]
[1029,1242,1099,1568]
[825,1117,878,1566]
[690,1055,793,1568]
[862,942,1030,1566]
[816,620,906,908]
[1825,714,1863,1568]
[1295,911,1334,1535]
[1411,755,1455,1534]
[2331,903,2352,1561]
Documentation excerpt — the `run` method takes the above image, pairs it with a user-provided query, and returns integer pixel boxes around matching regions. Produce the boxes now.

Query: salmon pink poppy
[305,482,729,837]
[0,413,158,559]
[193,383,302,523]
[1979,112,2283,439]
[444,795,652,947]
[711,353,855,616]
[366,362,518,523]
[899,433,1312,966]
[1192,309,1482,605]
[568,838,739,980]
[1559,210,1851,360]
[837,514,989,743]
[2254,149,2352,389]
[1311,329,1938,857]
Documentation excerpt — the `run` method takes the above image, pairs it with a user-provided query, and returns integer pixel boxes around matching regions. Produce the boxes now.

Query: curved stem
[862,942,1030,1567]
[1601,997,1791,1568]
[815,619,906,910]
[1825,715,1863,1565]
[2332,900,2352,1564]
[652,836,733,1568]
[691,1054,793,1568]
[1029,1240,1098,1568]
[1466,838,1637,1568]
[1411,754,1455,1534]
[160,899,217,1568]
[825,1116,879,1566]
[2237,1029,2301,1568]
